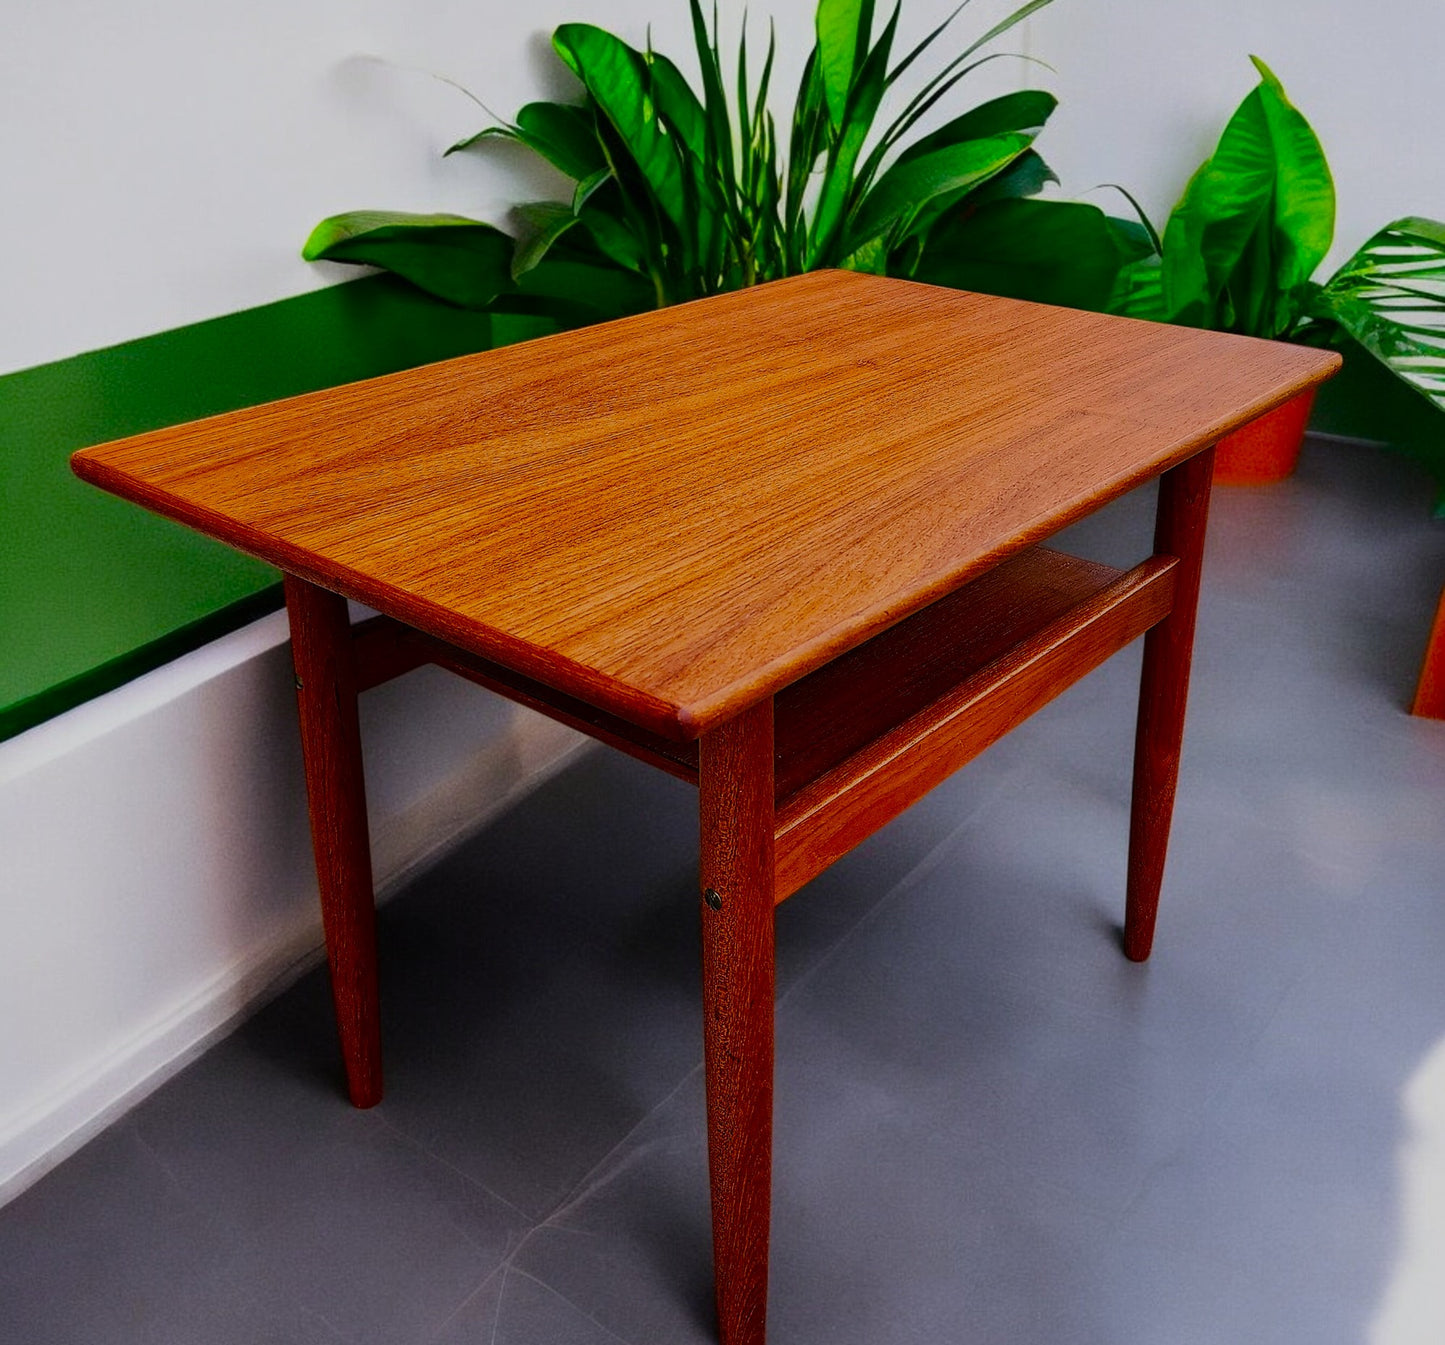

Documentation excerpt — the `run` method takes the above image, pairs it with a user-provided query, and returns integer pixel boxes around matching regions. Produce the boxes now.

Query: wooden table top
[73,270,1338,740]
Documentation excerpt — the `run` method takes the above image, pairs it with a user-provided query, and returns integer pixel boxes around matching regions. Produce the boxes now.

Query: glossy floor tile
[3,437,1444,1344]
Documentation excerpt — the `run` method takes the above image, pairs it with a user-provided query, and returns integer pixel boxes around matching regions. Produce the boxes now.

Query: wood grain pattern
[72,271,1339,740]
[699,700,776,1345]
[774,557,1178,903]
[1123,448,1215,962]
[285,576,383,1107]
[1411,585,1445,719]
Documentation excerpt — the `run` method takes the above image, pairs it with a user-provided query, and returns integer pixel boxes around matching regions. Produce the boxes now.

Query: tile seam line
[478,1148,698,1345]
[491,777,999,1279]
[487,1262,507,1345]
[525,1058,707,1239]
[423,1259,508,1345]
[124,1118,368,1342]
[509,1264,642,1345]
[372,1111,532,1231]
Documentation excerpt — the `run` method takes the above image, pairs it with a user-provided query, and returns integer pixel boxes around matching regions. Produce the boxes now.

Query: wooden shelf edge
[771,555,1180,903]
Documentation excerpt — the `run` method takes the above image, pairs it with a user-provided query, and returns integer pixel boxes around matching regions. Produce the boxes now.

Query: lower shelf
[772,552,1177,900]
[773,546,1129,799]
[349,543,1178,900]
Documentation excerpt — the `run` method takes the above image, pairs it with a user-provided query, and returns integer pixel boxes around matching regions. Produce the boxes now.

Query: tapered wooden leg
[1411,585,1445,718]
[1125,447,1215,962]
[284,575,383,1107]
[699,699,776,1345]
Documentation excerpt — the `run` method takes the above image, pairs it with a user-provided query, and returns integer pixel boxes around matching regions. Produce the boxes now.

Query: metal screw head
[703,887,723,911]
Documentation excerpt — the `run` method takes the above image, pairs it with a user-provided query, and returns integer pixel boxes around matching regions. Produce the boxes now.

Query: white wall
[0,0,1004,376]
[1027,0,1445,273]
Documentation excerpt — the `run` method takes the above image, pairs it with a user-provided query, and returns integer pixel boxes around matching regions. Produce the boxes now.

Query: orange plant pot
[1213,387,1318,485]
[1412,586,1445,719]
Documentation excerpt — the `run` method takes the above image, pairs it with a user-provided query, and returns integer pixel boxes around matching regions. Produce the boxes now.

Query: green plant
[1114,58,1445,502]
[304,0,1144,323]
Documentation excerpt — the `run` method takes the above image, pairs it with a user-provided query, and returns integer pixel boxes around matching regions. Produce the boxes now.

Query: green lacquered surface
[1,276,551,742]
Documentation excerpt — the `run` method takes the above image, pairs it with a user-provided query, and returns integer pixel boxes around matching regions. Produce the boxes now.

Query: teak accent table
[73,271,1339,1345]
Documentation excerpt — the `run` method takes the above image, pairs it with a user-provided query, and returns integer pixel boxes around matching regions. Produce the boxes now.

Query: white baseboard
[0,911,328,1208]
[0,645,589,1207]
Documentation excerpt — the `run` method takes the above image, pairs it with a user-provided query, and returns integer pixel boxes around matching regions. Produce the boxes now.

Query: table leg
[699,699,776,1345]
[1124,446,1215,962]
[1411,585,1445,718]
[284,575,383,1107]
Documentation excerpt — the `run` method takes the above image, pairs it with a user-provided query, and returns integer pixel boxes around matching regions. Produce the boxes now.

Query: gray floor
[4,438,1445,1345]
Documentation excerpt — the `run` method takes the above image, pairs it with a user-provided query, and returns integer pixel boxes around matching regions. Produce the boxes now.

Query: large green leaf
[510,202,583,279]
[816,0,876,129]
[1103,199,1166,318]
[1318,217,1445,416]
[1110,259,1167,320]
[914,198,1142,312]
[855,89,1053,238]
[448,101,607,185]
[553,25,691,236]
[647,48,709,160]
[513,251,656,321]
[1161,100,1274,327]
[1252,56,1334,296]
[809,3,900,264]
[1104,212,1158,267]
[892,90,1057,169]
[1160,58,1333,337]
[965,148,1056,205]
[845,131,1030,254]
[302,209,651,322]
[578,194,651,275]
[301,212,515,309]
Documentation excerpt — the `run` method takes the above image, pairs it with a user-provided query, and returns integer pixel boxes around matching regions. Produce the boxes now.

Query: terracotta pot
[1412,585,1445,719]
[1213,386,1318,485]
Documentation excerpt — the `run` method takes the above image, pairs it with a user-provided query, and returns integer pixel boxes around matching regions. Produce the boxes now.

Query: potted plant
[303,0,1148,326]
[1112,58,1445,488]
